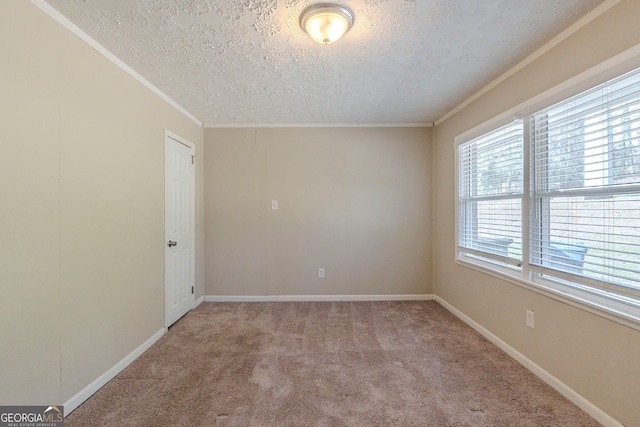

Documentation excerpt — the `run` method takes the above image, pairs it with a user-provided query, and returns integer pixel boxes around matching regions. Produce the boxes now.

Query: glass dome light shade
[300,4,353,45]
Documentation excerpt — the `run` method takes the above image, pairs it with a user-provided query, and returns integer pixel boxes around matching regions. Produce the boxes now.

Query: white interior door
[165,133,195,327]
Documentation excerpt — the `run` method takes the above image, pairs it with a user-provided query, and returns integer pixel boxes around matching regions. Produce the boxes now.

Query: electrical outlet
[271,200,279,210]
[526,309,535,329]
[318,268,325,279]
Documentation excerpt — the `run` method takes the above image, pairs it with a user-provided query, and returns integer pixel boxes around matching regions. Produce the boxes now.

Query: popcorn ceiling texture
[45,0,601,125]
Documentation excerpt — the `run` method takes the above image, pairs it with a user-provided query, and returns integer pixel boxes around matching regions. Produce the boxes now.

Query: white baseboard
[194,295,204,308]
[204,294,434,303]
[63,328,166,416]
[434,296,622,427]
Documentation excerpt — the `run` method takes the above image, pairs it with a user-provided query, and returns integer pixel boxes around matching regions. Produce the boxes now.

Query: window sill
[455,255,640,332]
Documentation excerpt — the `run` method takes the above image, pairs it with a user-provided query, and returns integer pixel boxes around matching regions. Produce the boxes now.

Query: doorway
[165,131,195,327]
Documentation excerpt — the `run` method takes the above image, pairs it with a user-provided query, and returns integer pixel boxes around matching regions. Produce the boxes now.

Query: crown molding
[434,0,622,127]
[31,0,203,127]
[203,122,434,128]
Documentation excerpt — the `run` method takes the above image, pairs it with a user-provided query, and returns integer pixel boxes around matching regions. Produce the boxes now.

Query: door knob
[167,240,177,247]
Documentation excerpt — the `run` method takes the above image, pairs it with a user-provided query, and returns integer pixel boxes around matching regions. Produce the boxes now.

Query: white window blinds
[530,68,640,294]
[458,121,524,266]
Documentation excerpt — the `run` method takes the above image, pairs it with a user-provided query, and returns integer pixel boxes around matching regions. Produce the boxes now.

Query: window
[458,121,524,267]
[457,66,640,324]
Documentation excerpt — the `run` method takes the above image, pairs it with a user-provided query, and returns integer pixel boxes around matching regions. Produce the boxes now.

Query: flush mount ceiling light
[300,3,354,45]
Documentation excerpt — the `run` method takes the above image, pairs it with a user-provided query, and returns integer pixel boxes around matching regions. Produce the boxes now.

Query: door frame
[164,130,196,329]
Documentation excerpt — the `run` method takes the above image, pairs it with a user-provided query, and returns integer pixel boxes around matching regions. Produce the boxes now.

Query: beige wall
[204,127,432,297]
[0,2,203,405]
[433,1,640,425]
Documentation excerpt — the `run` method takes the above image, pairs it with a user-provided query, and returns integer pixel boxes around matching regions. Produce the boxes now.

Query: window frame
[454,46,640,331]
[457,120,525,268]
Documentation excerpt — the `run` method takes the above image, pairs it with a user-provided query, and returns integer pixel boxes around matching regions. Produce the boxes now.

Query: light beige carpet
[66,301,599,426]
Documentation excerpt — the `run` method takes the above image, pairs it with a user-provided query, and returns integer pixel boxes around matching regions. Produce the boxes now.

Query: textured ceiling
[44,0,602,125]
